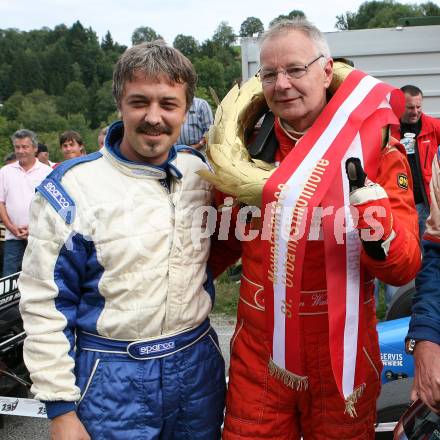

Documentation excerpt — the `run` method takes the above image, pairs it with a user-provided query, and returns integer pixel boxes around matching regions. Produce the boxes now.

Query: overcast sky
[1,0,438,46]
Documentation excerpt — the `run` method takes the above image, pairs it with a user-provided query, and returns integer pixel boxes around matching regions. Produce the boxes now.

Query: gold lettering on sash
[267,159,330,289]
[284,160,330,287]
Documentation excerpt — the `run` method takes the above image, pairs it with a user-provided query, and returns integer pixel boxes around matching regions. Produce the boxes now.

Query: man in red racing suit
[207,19,420,440]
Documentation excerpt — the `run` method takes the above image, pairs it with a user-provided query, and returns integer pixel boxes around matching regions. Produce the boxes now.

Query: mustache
[136,122,172,136]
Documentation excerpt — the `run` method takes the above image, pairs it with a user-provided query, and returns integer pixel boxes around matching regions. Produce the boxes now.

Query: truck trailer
[240,24,440,118]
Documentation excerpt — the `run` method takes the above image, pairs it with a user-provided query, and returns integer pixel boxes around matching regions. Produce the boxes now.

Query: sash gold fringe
[268,358,308,390]
[344,383,366,418]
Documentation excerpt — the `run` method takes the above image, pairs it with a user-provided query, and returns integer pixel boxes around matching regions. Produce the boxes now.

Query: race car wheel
[385,281,416,321]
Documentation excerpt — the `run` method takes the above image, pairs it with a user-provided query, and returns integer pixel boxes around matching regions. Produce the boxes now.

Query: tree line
[0,1,438,162]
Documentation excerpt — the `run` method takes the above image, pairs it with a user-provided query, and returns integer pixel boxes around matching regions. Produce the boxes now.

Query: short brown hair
[401,85,423,97]
[112,40,197,111]
[59,131,84,147]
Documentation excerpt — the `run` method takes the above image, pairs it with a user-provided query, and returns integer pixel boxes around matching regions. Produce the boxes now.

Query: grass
[212,271,240,316]
[376,281,387,321]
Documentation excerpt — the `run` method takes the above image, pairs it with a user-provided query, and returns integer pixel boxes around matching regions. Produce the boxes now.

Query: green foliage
[239,17,264,37]
[58,81,89,116]
[173,34,199,59]
[0,22,124,131]
[194,57,226,99]
[269,10,306,27]
[420,1,440,15]
[212,272,240,316]
[0,19,243,154]
[195,86,216,110]
[66,113,89,135]
[94,80,117,126]
[2,92,24,121]
[0,115,13,162]
[212,22,236,47]
[335,0,440,30]
[131,26,163,45]
[65,21,102,87]
[101,31,114,51]
[376,281,387,320]
[13,90,67,133]
[196,21,241,97]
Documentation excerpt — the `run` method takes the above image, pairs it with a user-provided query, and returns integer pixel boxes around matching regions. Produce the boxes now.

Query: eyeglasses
[259,55,324,85]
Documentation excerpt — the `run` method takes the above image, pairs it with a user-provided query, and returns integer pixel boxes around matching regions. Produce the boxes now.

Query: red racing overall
[210,118,420,440]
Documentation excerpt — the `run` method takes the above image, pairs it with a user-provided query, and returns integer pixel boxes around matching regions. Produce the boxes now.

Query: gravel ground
[210,313,236,375]
[1,314,236,439]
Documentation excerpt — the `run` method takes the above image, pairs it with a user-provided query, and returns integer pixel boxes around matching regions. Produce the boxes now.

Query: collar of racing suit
[102,120,183,181]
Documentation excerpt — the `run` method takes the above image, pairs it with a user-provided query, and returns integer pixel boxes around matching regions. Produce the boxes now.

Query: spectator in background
[176,97,213,150]
[378,85,440,309]
[98,126,109,149]
[0,129,51,276]
[392,85,440,238]
[36,143,55,167]
[59,130,86,161]
[3,152,16,165]
[406,148,440,412]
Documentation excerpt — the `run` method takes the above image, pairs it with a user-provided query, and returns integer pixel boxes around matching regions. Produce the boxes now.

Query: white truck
[240,24,440,118]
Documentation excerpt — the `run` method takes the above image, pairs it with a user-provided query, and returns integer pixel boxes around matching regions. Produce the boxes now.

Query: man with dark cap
[36,143,54,167]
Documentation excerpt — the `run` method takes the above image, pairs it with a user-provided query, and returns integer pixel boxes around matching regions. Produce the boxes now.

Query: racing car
[0,272,29,428]
[376,280,417,438]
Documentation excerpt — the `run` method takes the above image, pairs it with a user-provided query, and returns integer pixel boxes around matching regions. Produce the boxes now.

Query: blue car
[376,280,417,438]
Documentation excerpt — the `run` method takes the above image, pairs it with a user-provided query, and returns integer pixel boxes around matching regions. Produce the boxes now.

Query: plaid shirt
[177,97,213,146]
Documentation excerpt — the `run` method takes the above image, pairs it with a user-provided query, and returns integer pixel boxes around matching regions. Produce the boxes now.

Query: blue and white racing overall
[19,121,226,439]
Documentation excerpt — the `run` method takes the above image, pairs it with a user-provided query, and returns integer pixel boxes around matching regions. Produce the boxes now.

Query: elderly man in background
[379,85,440,309]
[205,19,420,439]
[0,129,51,276]
[36,143,55,167]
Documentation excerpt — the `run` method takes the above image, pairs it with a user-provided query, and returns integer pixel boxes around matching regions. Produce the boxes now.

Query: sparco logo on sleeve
[138,341,175,355]
[44,181,71,209]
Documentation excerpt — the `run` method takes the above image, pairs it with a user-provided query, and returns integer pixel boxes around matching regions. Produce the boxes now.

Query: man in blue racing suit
[406,146,440,413]
[19,41,225,439]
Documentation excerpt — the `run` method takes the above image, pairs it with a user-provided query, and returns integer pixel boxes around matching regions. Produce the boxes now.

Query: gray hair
[113,40,197,111]
[11,129,38,147]
[260,18,331,65]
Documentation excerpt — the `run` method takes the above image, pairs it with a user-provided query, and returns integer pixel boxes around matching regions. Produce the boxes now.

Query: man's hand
[50,411,91,440]
[17,226,29,239]
[7,223,22,238]
[345,157,394,260]
[411,341,440,413]
[189,139,206,150]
